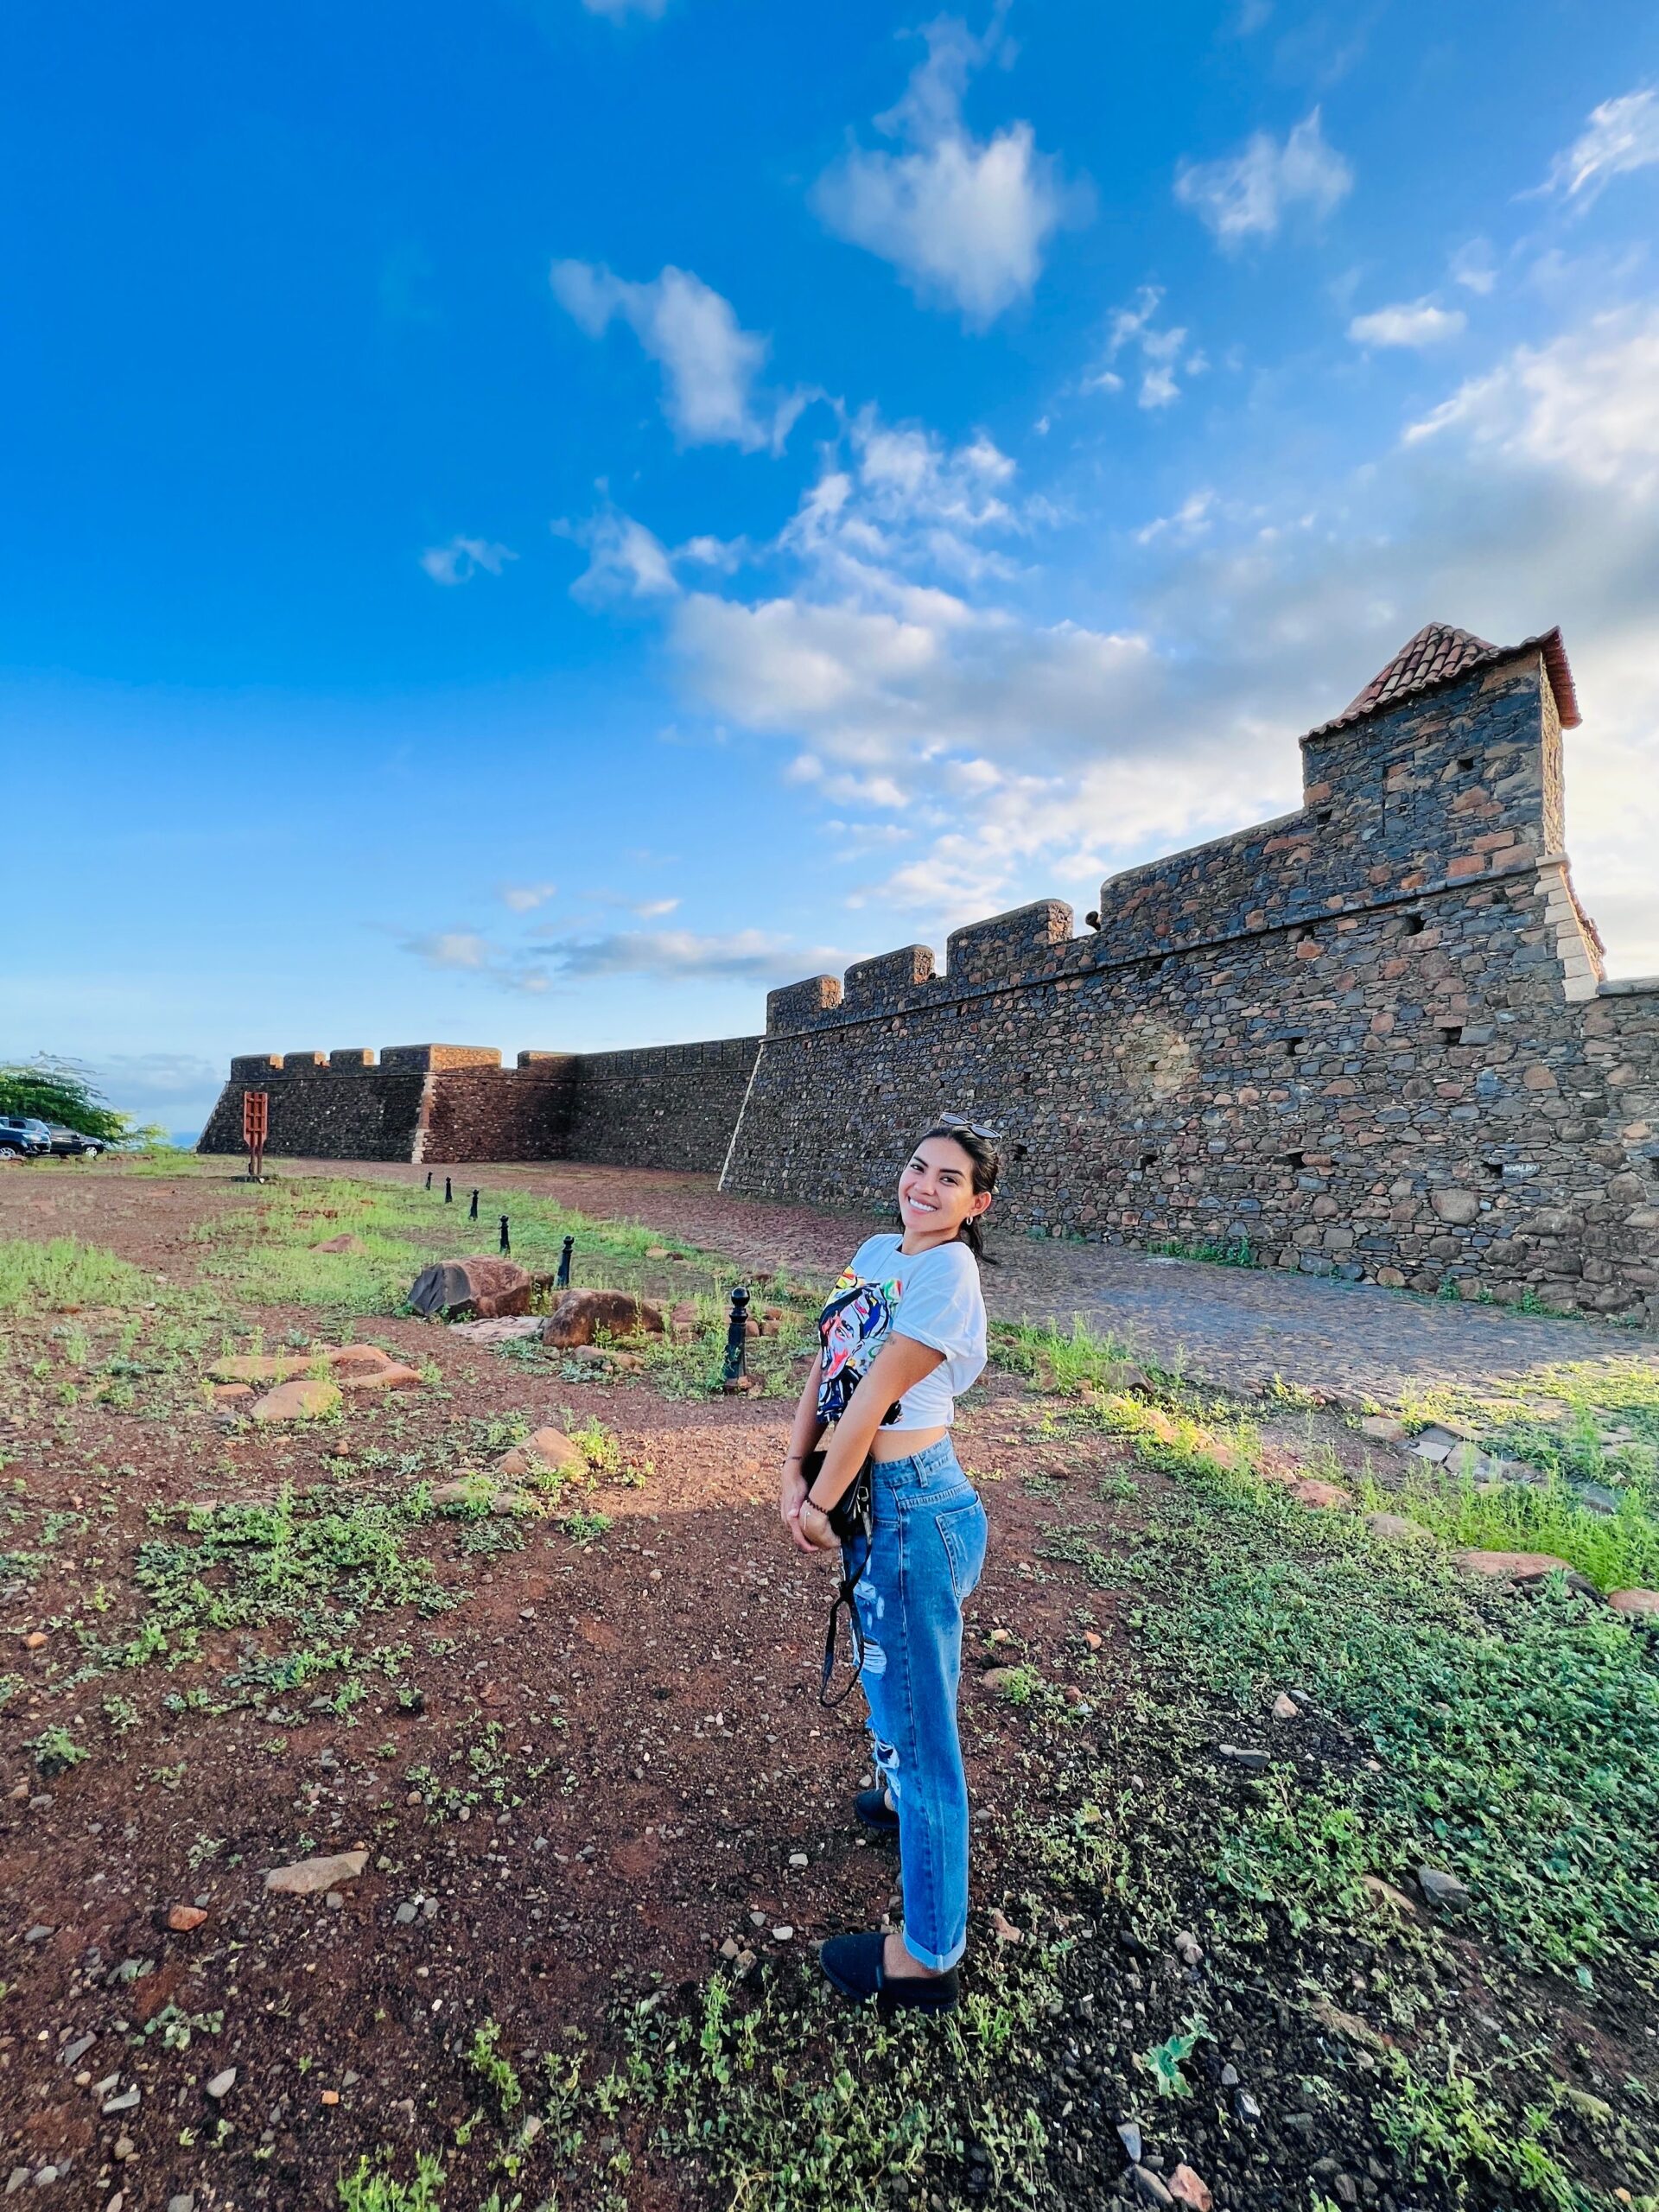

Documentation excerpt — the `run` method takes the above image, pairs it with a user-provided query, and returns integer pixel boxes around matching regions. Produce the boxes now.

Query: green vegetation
[1147,1231,1259,1268]
[93,1483,458,1712]
[0,1236,151,1314]
[1376,1462,1659,1592]
[192,1174,723,1314]
[990,1313,1153,1395]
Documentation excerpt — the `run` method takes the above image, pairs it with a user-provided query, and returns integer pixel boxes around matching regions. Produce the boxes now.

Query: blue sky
[4,0,1657,1137]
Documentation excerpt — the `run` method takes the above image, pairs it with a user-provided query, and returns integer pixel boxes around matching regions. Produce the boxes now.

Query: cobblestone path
[318,1159,1656,1406]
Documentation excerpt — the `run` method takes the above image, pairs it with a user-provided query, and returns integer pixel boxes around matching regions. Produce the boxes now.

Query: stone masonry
[200,623,1659,1323]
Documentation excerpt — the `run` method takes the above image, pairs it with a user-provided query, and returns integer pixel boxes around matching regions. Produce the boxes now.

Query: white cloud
[560,304,1659,976]
[404,922,839,992]
[811,16,1082,324]
[1348,298,1466,348]
[582,0,667,16]
[1540,86,1659,204]
[632,897,680,918]
[550,261,807,452]
[1135,489,1217,546]
[404,931,498,972]
[1449,238,1497,295]
[1087,286,1208,408]
[1174,107,1352,248]
[559,507,680,601]
[1404,305,1659,494]
[499,882,556,913]
[420,536,517,586]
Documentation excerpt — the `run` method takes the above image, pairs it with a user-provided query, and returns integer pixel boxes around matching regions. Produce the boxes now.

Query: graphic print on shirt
[815,1265,902,1424]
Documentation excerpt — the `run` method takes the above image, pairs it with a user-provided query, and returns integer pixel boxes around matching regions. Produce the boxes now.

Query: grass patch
[991,1314,1152,1396]
[1375,1464,1659,1592]
[1126,1453,1659,1982]
[0,1236,151,1314]
[193,1173,725,1314]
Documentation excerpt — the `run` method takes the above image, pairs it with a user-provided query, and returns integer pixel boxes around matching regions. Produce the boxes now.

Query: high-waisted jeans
[843,1436,988,1971]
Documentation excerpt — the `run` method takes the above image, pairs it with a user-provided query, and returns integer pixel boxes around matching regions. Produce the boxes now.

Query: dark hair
[904,1121,1001,1264]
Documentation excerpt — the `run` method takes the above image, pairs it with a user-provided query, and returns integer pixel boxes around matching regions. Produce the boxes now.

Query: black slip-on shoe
[855,1787,900,1840]
[818,1930,960,2016]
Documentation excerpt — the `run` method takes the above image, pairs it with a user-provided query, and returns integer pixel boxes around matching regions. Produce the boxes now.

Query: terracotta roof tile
[1305,622,1580,741]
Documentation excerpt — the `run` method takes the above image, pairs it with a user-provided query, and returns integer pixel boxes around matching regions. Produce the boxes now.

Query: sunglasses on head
[935,1112,1003,1142]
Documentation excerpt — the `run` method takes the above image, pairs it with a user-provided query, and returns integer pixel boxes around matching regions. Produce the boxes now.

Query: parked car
[46,1124,107,1160]
[0,1116,53,1159]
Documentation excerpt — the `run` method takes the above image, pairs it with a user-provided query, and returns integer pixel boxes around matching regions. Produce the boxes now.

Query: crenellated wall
[199,1037,760,1175]
[197,631,1659,1324]
[721,645,1659,1323]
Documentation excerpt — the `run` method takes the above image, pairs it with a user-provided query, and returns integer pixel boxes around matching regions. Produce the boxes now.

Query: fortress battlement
[200,622,1659,1325]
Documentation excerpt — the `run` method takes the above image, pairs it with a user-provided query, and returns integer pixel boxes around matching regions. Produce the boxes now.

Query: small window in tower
[1401,912,1427,937]
[1278,1149,1306,1170]
[1457,754,1476,771]
[1440,1024,1464,1045]
[1139,1151,1157,1170]
[1481,1159,1504,1180]
[1315,808,1332,825]
[1011,1142,1029,1160]
[1284,1035,1307,1058]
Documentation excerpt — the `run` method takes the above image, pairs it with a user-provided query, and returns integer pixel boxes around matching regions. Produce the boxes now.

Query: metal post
[720,1285,751,1392]
[556,1235,574,1289]
[425,1171,433,1192]
[499,1216,511,1256]
[469,1189,479,1220]
[444,1176,453,1205]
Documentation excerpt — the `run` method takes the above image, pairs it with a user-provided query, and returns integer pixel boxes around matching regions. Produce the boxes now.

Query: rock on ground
[249,1378,341,1423]
[1609,1589,1659,1620]
[541,1288,665,1348]
[1364,1510,1432,1541]
[408,1257,536,1321]
[498,1427,586,1478]
[264,1849,370,1896]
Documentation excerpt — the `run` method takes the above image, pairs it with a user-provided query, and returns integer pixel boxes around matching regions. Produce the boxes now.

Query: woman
[779,1117,999,2015]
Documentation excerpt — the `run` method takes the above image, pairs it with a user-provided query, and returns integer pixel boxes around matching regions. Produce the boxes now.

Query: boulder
[335,1362,424,1394]
[264,1849,369,1897]
[1364,1510,1432,1542]
[408,1257,534,1322]
[1289,1478,1351,1510]
[1608,1589,1659,1622]
[325,1344,397,1376]
[212,1382,255,1408]
[498,1427,586,1479]
[447,1316,543,1345]
[1455,1548,1573,1582]
[250,1378,341,1423]
[167,1904,207,1932]
[1358,1415,1406,1441]
[541,1288,665,1348]
[670,1301,699,1341]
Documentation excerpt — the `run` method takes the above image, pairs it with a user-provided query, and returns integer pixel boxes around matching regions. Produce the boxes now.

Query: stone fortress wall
[198,1036,761,1177]
[200,624,1659,1324]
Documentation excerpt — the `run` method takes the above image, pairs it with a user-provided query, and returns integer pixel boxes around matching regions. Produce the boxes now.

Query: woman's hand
[794,1498,841,1554]
[779,1459,810,1538]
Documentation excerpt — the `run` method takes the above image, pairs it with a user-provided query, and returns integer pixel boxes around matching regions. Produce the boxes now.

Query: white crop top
[815,1233,988,1433]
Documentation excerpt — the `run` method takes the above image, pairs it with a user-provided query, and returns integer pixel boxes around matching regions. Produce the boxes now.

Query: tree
[0,1057,132,1143]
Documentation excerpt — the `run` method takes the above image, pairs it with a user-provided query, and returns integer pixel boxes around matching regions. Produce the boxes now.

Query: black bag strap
[819,1522,871,1709]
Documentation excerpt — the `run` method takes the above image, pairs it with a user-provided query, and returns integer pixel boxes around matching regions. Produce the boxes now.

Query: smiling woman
[776,1118,1000,2014]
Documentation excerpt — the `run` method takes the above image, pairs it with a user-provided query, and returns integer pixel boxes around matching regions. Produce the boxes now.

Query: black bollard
[444,1176,453,1205]
[556,1234,574,1289]
[720,1284,751,1392]
[499,1215,511,1256]
[469,1189,479,1221]
[424,1170,432,1191]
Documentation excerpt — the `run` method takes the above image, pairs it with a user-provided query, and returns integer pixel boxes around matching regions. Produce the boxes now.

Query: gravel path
[307,1158,1657,1405]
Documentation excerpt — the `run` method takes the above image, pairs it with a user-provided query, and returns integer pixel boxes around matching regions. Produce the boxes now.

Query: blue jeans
[844,1437,988,1971]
